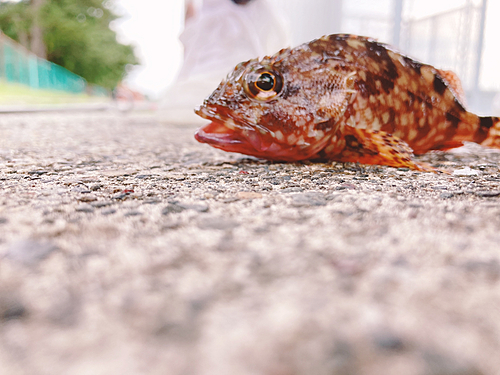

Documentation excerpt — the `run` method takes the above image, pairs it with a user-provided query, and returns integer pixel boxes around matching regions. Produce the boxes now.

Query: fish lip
[194,105,246,146]
[194,105,214,121]
[195,103,275,135]
[195,104,286,156]
[194,123,243,145]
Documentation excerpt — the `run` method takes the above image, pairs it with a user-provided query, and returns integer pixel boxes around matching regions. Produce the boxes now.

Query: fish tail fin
[479,116,500,149]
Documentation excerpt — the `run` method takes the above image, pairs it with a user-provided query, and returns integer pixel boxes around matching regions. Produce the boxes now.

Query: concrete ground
[1,111,500,375]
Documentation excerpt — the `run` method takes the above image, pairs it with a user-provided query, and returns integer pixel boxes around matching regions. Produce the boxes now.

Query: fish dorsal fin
[437,69,467,107]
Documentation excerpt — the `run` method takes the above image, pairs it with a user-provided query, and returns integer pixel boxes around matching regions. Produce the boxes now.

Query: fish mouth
[194,105,325,161]
[194,106,245,149]
[194,119,244,146]
[194,105,280,156]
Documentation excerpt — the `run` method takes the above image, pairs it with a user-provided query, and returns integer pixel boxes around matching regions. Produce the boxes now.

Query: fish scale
[195,34,500,171]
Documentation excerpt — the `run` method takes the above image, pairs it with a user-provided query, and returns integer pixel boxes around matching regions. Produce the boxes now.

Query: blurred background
[0,0,498,115]
[270,0,500,115]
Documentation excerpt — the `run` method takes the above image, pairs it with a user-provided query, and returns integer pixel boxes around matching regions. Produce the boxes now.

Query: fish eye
[256,73,275,91]
[243,69,283,101]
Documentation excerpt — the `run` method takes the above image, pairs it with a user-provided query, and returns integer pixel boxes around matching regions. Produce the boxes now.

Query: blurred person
[158,0,290,124]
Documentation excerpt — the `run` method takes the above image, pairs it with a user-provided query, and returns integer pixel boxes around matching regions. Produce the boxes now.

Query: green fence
[0,33,88,94]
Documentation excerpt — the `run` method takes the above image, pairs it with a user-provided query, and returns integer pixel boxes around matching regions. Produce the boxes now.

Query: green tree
[0,0,138,90]
[0,1,33,48]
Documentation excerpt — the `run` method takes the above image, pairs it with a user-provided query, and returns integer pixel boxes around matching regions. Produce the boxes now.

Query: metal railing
[400,3,483,93]
[0,32,88,94]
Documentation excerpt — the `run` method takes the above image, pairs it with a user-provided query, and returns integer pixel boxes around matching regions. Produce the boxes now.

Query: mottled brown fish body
[311,35,488,154]
[195,34,500,171]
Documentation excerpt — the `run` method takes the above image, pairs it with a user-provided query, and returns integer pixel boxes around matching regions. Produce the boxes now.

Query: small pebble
[197,216,239,230]
[27,171,47,176]
[423,351,483,375]
[7,239,58,266]
[162,203,186,215]
[474,191,500,198]
[0,295,26,321]
[236,191,263,199]
[453,167,480,176]
[91,200,113,208]
[113,193,130,200]
[290,192,326,207]
[78,195,97,202]
[75,204,95,213]
[143,199,161,205]
[440,192,455,199]
[177,202,209,212]
[373,332,406,352]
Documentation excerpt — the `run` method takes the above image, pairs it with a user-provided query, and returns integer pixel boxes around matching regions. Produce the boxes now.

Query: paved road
[1,111,500,375]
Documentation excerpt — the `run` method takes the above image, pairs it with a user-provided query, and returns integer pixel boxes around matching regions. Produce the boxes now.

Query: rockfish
[195,34,500,171]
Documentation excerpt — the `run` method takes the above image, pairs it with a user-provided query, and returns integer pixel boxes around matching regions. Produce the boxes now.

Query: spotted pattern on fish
[195,34,500,171]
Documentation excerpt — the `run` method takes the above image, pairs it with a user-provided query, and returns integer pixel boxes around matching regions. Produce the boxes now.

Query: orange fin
[327,127,439,172]
[437,69,467,107]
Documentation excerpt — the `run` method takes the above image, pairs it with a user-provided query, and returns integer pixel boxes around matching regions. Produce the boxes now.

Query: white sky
[112,0,185,99]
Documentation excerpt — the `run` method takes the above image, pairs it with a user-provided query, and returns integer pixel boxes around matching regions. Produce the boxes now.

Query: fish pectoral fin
[329,127,439,172]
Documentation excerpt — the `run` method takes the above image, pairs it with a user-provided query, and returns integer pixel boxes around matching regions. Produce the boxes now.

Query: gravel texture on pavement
[1,111,500,375]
